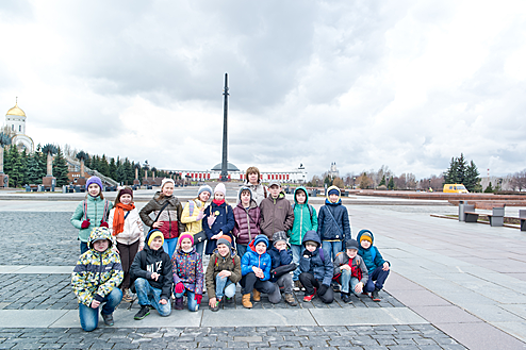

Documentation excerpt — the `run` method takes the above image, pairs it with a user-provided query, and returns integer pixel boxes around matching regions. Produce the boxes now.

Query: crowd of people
[70,166,391,332]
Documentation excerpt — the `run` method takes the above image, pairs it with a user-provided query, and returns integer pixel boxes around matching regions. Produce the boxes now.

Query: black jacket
[130,245,173,301]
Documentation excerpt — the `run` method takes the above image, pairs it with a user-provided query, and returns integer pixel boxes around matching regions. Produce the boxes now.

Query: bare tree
[510,169,526,191]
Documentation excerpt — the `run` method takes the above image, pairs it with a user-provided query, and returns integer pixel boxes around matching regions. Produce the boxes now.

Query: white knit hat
[161,178,175,190]
[214,183,226,196]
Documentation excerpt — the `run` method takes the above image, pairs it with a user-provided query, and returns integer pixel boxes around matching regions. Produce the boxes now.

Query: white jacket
[108,207,145,248]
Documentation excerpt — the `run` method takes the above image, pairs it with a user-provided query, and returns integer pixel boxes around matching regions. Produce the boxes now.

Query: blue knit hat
[86,176,103,191]
[254,234,269,248]
[328,188,339,196]
[197,185,213,198]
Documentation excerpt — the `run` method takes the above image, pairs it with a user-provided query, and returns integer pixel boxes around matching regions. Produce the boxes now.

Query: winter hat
[197,185,213,198]
[273,231,287,246]
[179,232,194,246]
[328,188,339,196]
[254,234,269,248]
[345,239,360,251]
[217,235,232,250]
[303,240,319,247]
[117,187,133,200]
[147,230,164,247]
[268,180,281,188]
[214,183,226,196]
[86,176,103,191]
[238,186,253,201]
[359,231,373,244]
[161,178,175,190]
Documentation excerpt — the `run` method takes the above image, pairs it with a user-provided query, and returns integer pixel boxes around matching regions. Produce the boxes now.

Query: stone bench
[459,202,505,227]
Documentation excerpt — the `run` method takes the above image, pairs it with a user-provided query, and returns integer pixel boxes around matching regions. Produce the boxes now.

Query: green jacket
[70,196,113,242]
[288,186,318,245]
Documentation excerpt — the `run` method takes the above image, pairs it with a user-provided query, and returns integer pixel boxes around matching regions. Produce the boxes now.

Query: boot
[372,288,381,302]
[242,294,252,309]
[252,288,261,302]
[174,297,184,310]
[284,294,297,306]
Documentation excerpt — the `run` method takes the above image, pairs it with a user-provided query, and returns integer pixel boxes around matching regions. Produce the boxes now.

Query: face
[305,242,317,252]
[215,192,225,200]
[162,183,174,196]
[269,185,280,198]
[150,237,163,251]
[120,194,132,205]
[360,240,371,249]
[181,238,193,251]
[255,242,267,254]
[93,239,109,252]
[240,191,251,204]
[329,194,339,203]
[217,243,230,257]
[248,172,258,184]
[274,241,286,251]
[199,191,211,202]
[88,184,100,197]
[296,190,306,204]
[346,248,358,259]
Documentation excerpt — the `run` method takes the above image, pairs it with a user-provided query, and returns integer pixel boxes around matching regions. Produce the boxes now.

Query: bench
[459,202,505,227]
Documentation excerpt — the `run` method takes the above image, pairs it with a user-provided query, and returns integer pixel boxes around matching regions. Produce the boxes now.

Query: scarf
[112,202,135,236]
[213,199,225,206]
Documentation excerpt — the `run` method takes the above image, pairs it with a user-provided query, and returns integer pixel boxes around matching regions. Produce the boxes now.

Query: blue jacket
[241,235,272,281]
[356,229,390,272]
[317,186,351,244]
[267,245,293,283]
[203,201,235,255]
[299,230,333,286]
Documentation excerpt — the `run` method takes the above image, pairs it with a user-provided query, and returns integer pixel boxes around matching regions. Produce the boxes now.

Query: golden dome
[6,102,26,117]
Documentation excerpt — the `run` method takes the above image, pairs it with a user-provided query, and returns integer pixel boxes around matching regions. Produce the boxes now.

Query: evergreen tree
[91,155,99,172]
[53,147,70,186]
[444,157,459,184]
[484,182,494,193]
[3,147,11,174]
[84,153,91,168]
[464,160,480,192]
[98,154,110,177]
[388,177,395,190]
[19,149,28,185]
[456,153,467,184]
[7,145,23,187]
[108,157,117,179]
[124,158,134,185]
[378,175,386,187]
[25,154,42,184]
[35,148,47,181]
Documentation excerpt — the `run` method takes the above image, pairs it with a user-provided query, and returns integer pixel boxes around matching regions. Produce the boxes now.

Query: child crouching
[333,239,368,303]
[268,231,297,306]
[172,233,204,311]
[357,229,391,301]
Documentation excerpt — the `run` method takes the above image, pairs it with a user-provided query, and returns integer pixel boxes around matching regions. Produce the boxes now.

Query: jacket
[267,246,293,283]
[241,235,272,281]
[129,244,173,301]
[171,246,204,295]
[205,249,242,299]
[203,201,235,255]
[71,227,124,307]
[332,251,369,285]
[233,198,261,245]
[317,186,351,244]
[356,229,390,273]
[259,192,294,241]
[70,196,113,242]
[245,181,267,205]
[299,230,333,286]
[180,198,207,235]
[139,192,183,240]
[288,186,318,245]
[108,207,145,247]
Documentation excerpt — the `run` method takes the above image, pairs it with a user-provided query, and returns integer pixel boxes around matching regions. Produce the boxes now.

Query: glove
[195,294,202,305]
[196,211,204,220]
[302,250,312,259]
[207,215,216,227]
[81,220,90,229]
[318,284,329,296]
[175,282,184,294]
[100,221,109,228]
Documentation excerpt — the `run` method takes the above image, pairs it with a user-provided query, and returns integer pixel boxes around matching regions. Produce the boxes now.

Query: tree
[76,151,89,178]
[6,144,23,187]
[357,172,373,189]
[123,158,134,185]
[53,147,70,186]
[510,169,526,192]
[42,143,57,177]
[109,157,117,179]
[484,182,494,193]
[387,176,395,190]
[332,177,345,188]
[25,154,42,184]
[0,132,12,174]
[378,175,386,187]
[464,161,480,192]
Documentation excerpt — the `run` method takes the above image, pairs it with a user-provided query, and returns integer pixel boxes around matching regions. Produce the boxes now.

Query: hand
[81,220,90,229]
[355,282,364,294]
[317,284,329,296]
[209,297,217,307]
[152,221,162,229]
[382,262,390,271]
[341,264,351,271]
[195,294,202,305]
[218,270,231,278]
[211,234,222,240]
[100,221,109,228]
[159,299,167,305]
[303,250,312,259]
[91,300,100,309]
[196,211,204,220]
[175,282,184,294]
[150,272,160,281]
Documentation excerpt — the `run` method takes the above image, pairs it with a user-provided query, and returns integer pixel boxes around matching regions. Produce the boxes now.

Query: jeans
[175,287,199,312]
[299,272,334,304]
[290,244,304,281]
[215,275,236,300]
[163,238,178,259]
[134,278,171,317]
[78,288,122,332]
[237,244,247,258]
[275,273,293,295]
[365,266,390,292]
[340,269,360,295]
[80,242,89,255]
[322,240,342,262]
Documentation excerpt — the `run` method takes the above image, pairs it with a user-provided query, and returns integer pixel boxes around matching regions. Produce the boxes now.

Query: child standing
[140,178,183,259]
[332,239,369,303]
[203,183,235,255]
[71,176,113,254]
[108,186,144,302]
[180,185,213,256]
[288,186,318,291]
[205,236,242,312]
[267,231,297,306]
[259,180,294,242]
[299,230,334,304]
[244,166,267,205]
[171,233,204,312]
[232,186,261,258]
[71,227,123,332]
[130,230,172,319]
[357,229,391,302]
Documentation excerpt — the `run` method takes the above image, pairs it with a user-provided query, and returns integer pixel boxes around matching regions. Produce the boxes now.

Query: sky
[1,0,525,179]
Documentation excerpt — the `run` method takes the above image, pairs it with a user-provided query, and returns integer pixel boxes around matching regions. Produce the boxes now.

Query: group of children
[70,167,391,332]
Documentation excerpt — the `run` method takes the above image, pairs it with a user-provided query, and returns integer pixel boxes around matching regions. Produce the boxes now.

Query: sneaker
[341,293,353,304]
[372,289,381,302]
[174,297,184,310]
[225,297,234,304]
[303,287,317,302]
[101,312,114,326]
[122,289,133,303]
[284,294,298,306]
[134,305,150,320]
[332,282,341,292]
[293,280,302,292]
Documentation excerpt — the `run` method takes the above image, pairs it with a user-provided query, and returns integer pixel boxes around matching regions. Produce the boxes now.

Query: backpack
[185,200,198,217]
[292,203,314,220]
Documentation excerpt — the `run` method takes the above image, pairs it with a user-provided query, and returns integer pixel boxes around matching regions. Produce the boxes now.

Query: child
[232,186,261,258]
[171,233,204,311]
[317,185,351,262]
[357,229,391,302]
[203,183,235,255]
[332,239,369,303]
[130,230,172,319]
[267,231,297,306]
[139,178,183,259]
[205,236,242,312]
[108,186,144,302]
[71,227,123,332]
[259,180,294,242]
[244,166,267,205]
[180,185,213,256]
[288,186,318,291]
[299,230,334,304]
[71,176,113,254]
[240,235,280,308]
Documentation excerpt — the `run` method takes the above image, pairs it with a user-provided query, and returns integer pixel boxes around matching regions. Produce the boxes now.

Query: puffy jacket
[332,251,369,285]
[233,194,261,245]
[288,186,318,245]
[259,192,294,241]
[71,227,124,307]
[180,198,207,235]
[299,231,333,286]
[241,235,272,281]
[71,196,113,243]
[172,246,204,295]
[357,229,390,272]
[317,186,351,244]
[139,192,183,240]
[203,201,235,255]
[108,207,145,247]
[205,249,242,299]
[267,246,293,283]
[129,242,173,301]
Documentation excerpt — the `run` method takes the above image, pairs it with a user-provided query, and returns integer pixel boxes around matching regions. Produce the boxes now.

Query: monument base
[76,177,86,186]
[42,176,56,191]
[0,173,9,188]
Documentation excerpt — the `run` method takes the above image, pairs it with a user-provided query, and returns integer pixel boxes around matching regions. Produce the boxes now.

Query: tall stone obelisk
[220,73,229,182]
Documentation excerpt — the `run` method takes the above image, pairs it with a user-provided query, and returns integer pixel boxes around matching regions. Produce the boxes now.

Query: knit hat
[238,186,253,201]
[273,231,287,246]
[303,240,319,248]
[328,188,339,196]
[117,187,133,200]
[214,183,226,196]
[147,229,164,247]
[197,185,213,198]
[268,180,281,188]
[161,178,175,190]
[217,235,232,250]
[178,232,194,246]
[345,239,360,251]
[254,234,269,248]
[86,176,103,191]
[359,231,373,244]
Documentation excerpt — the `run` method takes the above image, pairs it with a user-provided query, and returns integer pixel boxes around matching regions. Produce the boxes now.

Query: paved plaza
[0,190,525,349]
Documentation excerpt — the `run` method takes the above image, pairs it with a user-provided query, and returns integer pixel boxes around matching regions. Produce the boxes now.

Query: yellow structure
[443,184,469,193]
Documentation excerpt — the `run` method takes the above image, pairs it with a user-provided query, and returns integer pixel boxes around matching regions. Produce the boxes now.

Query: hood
[294,186,310,205]
[302,230,321,247]
[88,227,114,250]
[248,234,270,253]
[325,185,342,205]
[356,229,375,247]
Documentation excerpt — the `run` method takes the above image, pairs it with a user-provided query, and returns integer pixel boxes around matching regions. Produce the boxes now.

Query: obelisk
[220,73,229,182]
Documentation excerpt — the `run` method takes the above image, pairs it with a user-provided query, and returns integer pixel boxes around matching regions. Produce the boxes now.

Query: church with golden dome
[4,98,34,152]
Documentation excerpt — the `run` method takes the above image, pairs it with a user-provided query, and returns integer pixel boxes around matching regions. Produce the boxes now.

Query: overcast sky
[1,1,525,179]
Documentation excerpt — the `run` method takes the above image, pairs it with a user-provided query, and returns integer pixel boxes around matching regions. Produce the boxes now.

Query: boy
[267,231,297,306]
[240,235,281,308]
[205,236,242,312]
[317,185,351,262]
[288,186,318,291]
[332,239,369,303]
[357,229,391,302]
[299,230,334,304]
[259,180,294,242]
[245,166,267,205]
[71,227,124,332]
[130,229,173,320]
[232,186,261,258]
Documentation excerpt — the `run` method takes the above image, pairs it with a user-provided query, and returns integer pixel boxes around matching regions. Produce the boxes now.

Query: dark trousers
[299,272,334,304]
[365,266,390,292]
[117,240,140,289]
[240,272,276,295]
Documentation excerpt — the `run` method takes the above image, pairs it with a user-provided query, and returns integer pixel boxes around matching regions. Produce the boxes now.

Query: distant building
[4,99,34,152]
[328,162,339,178]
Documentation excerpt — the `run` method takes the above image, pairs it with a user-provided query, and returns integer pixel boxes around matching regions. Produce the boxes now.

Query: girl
[180,185,213,257]
[203,183,235,255]
[139,178,183,258]
[171,233,204,312]
[71,176,113,254]
[108,186,144,302]
[232,186,261,258]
